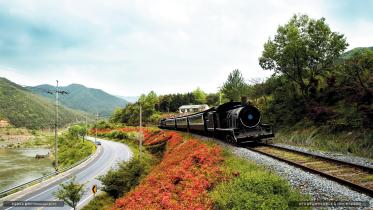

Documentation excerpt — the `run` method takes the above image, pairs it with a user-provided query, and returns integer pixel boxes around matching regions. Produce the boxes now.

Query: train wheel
[225,135,236,145]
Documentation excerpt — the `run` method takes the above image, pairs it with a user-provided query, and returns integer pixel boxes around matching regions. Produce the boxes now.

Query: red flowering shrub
[142,130,172,146]
[112,132,224,210]
[90,127,139,136]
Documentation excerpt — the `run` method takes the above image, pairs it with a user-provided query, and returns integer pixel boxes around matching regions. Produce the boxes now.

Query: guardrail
[0,143,98,199]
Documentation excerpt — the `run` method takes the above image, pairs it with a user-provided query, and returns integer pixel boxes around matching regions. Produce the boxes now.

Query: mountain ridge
[28,83,128,117]
[0,77,89,129]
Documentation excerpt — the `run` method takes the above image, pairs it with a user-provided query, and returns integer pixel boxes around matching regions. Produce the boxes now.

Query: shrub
[81,193,114,210]
[307,105,336,123]
[98,158,146,199]
[108,130,128,139]
[210,171,304,210]
[56,135,96,168]
[113,133,224,209]
[145,141,167,157]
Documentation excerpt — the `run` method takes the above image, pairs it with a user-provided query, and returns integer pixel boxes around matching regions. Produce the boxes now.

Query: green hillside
[0,77,89,129]
[340,46,373,60]
[28,84,127,117]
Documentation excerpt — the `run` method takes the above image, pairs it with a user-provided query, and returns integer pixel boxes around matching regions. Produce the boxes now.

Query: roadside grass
[19,130,53,148]
[81,193,114,210]
[209,148,310,210]
[84,128,310,209]
[50,134,96,168]
[274,126,373,159]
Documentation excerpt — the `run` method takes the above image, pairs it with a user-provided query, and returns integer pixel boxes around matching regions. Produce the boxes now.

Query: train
[159,102,274,144]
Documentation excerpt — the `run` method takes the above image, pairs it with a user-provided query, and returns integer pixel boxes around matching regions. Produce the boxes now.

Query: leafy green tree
[192,87,207,104]
[342,48,373,94]
[53,178,85,210]
[68,125,80,139]
[259,14,348,98]
[206,93,220,106]
[111,91,161,125]
[221,69,247,101]
[110,108,123,123]
[68,124,87,141]
[99,158,145,199]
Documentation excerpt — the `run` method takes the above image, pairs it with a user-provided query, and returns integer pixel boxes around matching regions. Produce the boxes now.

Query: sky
[0,0,372,96]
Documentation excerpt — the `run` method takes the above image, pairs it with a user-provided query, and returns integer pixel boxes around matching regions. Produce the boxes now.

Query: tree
[221,69,247,102]
[99,158,145,199]
[206,93,220,106]
[343,48,373,94]
[111,91,161,125]
[68,124,87,141]
[54,178,85,210]
[68,125,81,139]
[259,14,348,98]
[192,87,207,104]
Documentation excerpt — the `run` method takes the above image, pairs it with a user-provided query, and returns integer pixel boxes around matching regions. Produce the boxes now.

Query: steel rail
[247,145,373,197]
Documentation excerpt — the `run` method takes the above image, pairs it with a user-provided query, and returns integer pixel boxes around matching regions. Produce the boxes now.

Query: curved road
[2,137,132,210]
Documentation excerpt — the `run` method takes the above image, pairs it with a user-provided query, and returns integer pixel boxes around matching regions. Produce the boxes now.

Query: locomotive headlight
[239,106,261,128]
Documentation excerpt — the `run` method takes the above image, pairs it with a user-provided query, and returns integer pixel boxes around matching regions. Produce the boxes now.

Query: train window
[189,114,203,124]
[176,117,187,125]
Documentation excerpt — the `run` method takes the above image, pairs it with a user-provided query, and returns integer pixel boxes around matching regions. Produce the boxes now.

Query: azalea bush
[87,127,307,209]
[113,132,225,209]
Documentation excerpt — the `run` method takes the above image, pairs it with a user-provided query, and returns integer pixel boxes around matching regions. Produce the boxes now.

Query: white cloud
[0,0,371,96]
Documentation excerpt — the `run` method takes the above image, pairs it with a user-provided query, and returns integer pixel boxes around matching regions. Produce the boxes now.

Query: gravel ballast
[273,143,373,169]
[194,135,373,209]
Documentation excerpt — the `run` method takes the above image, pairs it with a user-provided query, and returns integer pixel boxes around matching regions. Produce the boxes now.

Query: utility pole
[219,91,222,105]
[45,80,68,172]
[139,104,142,161]
[95,112,98,144]
[54,80,59,172]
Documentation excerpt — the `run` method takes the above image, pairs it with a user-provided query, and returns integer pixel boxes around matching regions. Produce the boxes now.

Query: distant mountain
[116,95,139,103]
[28,84,128,117]
[340,46,373,60]
[0,77,88,129]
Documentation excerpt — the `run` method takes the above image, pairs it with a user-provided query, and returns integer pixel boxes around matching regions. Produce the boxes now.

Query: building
[178,104,209,113]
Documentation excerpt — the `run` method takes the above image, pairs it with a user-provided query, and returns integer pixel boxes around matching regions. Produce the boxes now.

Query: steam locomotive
[159,102,274,144]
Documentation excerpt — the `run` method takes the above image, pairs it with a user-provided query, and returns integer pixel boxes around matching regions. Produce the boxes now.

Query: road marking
[4,177,73,210]
[74,193,95,209]
[4,138,132,210]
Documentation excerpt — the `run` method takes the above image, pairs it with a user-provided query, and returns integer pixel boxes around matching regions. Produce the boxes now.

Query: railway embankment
[194,134,373,209]
[83,127,307,209]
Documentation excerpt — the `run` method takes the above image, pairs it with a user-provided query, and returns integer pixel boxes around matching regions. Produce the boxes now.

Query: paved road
[2,137,132,210]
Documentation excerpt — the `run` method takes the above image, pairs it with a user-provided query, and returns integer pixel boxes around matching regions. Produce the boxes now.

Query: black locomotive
[159,102,274,144]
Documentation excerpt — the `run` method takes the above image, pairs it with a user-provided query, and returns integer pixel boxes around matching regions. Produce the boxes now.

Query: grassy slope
[28,83,128,117]
[83,128,308,209]
[273,125,372,159]
[0,77,89,129]
[255,47,373,159]
[82,131,156,210]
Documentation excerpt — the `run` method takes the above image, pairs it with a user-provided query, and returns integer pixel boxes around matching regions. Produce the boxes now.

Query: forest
[110,15,372,157]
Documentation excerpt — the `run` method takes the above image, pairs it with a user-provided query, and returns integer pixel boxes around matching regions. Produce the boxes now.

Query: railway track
[247,144,373,197]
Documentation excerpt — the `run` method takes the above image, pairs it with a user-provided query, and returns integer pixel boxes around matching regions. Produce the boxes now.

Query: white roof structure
[178,104,209,113]
[178,104,208,109]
